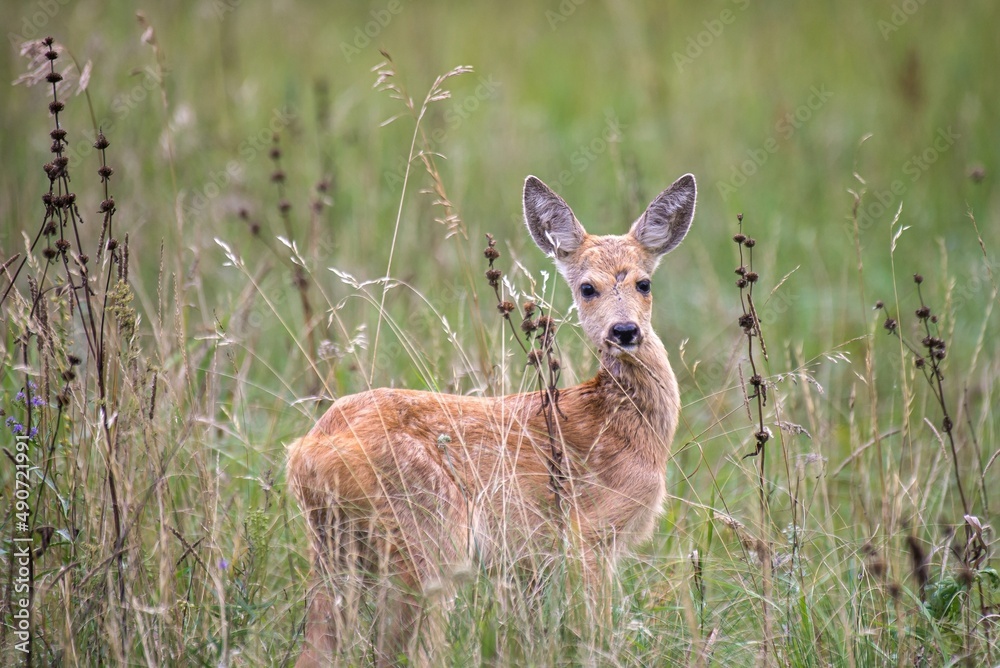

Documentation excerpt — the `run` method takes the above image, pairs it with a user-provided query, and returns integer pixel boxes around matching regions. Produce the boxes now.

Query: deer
[287,172,696,666]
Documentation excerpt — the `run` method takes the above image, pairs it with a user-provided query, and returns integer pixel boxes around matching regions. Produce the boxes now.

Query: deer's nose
[610,322,641,347]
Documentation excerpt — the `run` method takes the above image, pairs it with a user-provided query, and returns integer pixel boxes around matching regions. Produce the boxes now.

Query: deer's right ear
[524,176,586,259]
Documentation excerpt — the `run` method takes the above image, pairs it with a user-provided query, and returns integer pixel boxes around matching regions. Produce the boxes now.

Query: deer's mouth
[605,338,641,356]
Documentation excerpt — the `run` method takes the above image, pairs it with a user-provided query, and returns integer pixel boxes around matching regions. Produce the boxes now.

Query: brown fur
[288,173,696,666]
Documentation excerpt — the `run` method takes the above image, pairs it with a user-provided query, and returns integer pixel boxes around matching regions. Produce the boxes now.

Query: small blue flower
[15,391,25,403]
[4,416,15,427]
[11,423,24,435]
[31,396,46,407]
[219,558,230,571]
[29,427,38,438]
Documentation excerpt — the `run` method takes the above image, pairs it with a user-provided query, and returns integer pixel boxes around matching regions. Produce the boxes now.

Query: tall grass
[2,2,998,665]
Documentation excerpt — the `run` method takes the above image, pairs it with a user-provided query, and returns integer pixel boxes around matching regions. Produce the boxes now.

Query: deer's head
[524,173,696,361]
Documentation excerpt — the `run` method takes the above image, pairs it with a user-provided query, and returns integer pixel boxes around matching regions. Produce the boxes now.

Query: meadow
[1,0,998,665]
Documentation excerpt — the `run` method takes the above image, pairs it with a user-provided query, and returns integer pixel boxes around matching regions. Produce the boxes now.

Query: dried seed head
[744,237,756,248]
[735,266,747,275]
[485,268,502,288]
[106,238,118,251]
[526,349,544,366]
[45,71,63,84]
[874,300,884,310]
[537,315,554,335]
[67,354,81,366]
[745,271,759,283]
[883,317,897,333]
[98,165,114,180]
[522,301,536,317]
[754,429,770,445]
[94,133,110,150]
[737,213,743,222]
[738,314,754,330]
[913,273,923,284]
[49,100,65,114]
[278,199,291,215]
[497,300,515,316]
[271,169,286,183]
[914,357,925,369]
[736,278,748,289]
[520,317,538,334]
[483,246,500,261]
[906,535,929,591]
[99,198,115,213]
[42,247,57,260]
[733,233,747,244]
[548,357,560,372]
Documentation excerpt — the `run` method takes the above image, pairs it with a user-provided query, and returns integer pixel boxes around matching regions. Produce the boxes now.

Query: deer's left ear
[630,173,696,258]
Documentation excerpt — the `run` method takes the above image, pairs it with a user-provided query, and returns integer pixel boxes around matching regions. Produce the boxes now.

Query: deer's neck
[594,333,679,460]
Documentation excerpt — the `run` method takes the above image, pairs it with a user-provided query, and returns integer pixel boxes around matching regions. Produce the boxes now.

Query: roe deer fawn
[288,172,696,666]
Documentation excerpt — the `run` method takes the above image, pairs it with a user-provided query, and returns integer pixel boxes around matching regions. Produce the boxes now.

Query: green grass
[1,0,998,665]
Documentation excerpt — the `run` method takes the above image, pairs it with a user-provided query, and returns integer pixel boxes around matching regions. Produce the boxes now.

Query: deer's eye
[637,279,651,294]
[580,283,598,298]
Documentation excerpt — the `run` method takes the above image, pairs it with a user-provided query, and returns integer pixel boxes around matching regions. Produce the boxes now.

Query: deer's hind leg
[296,504,378,667]
[371,441,473,666]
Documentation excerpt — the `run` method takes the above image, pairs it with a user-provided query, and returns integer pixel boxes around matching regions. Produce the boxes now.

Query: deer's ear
[524,176,586,259]
[630,173,696,258]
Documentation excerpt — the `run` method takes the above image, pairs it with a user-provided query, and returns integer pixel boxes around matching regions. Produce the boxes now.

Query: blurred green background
[3,1,997,373]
